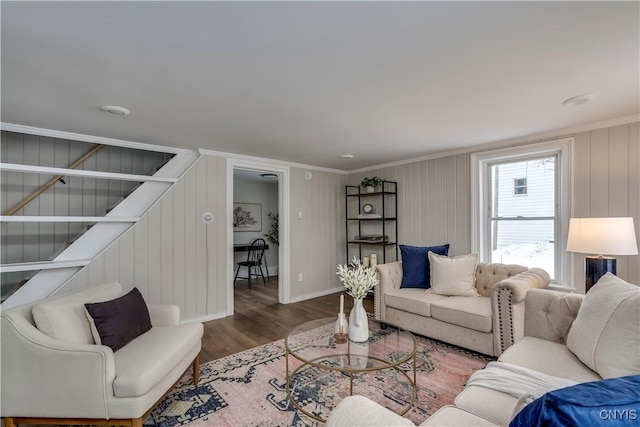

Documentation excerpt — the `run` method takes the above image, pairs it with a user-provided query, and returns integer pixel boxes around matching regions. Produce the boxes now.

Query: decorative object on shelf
[346,180,398,265]
[233,202,261,232]
[264,212,279,246]
[567,217,638,292]
[360,176,382,193]
[336,256,379,342]
[334,293,348,344]
[362,256,370,267]
[357,213,382,219]
[370,254,378,268]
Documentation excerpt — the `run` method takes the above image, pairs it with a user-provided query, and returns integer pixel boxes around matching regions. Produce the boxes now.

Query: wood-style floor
[200,276,374,363]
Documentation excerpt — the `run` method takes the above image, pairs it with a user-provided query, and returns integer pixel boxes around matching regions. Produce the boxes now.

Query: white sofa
[375,261,550,356]
[328,273,640,426]
[1,282,203,427]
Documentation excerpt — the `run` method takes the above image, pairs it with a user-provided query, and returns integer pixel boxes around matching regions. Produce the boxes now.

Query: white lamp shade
[567,217,639,256]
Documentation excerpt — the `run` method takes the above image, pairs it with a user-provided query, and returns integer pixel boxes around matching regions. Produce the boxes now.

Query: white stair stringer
[1,152,199,309]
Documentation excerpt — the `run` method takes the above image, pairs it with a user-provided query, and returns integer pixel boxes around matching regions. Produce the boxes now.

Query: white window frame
[513,177,528,196]
[471,138,573,288]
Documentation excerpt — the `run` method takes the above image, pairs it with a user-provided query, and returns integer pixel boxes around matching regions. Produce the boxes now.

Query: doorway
[227,160,290,316]
[232,169,279,307]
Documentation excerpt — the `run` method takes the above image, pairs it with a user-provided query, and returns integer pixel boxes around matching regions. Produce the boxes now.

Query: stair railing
[3,144,105,216]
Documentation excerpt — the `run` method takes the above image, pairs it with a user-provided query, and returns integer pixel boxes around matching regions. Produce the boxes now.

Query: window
[513,178,527,195]
[471,139,572,285]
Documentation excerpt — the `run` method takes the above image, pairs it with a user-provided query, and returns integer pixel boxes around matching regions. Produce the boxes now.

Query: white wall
[56,156,347,321]
[289,167,348,302]
[61,156,228,320]
[233,173,279,275]
[350,121,640,293]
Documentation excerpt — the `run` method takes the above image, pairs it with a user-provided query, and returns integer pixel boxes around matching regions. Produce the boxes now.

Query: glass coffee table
[285,317,417,422]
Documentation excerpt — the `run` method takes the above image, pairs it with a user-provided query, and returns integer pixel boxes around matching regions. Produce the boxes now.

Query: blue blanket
[510,375,640,426]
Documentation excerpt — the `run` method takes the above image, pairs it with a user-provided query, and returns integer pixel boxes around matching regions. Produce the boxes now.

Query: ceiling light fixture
[562,94,597,106]
[260,173,278,180]
[340,154,354,159]
[101,105,131,116]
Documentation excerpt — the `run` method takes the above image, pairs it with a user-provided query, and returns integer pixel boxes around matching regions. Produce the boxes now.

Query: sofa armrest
[1,312,116,418]
[148,304,180,326]
[327,395,416,427]
[375,262,403,321]
[524,288,583,344]
[491,268,551,354]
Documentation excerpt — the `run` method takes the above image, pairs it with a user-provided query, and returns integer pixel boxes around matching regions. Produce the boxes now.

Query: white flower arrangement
[336,256,379,299]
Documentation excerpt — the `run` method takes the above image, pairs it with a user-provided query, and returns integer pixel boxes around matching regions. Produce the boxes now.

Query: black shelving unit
[345,180,398,264]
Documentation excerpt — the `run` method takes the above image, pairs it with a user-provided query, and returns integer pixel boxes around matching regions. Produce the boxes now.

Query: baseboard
[183,311,227,324]
[287,286,344,304]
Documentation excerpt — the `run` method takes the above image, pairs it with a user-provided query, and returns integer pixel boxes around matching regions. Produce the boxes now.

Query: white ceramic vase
[349,298,369,342]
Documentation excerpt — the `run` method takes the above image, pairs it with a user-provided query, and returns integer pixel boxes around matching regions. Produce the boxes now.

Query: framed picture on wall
[233,203,262,232]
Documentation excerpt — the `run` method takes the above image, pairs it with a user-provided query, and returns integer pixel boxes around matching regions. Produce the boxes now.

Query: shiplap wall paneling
[183,161,198,319]
[570,123,639,291]
[0,131,173,275]
[62,155,229,322]
[349,153,471,257]
[289,168,346,301]
[629,123,640,287]
[290,168,310,300]
[208,156,227,315]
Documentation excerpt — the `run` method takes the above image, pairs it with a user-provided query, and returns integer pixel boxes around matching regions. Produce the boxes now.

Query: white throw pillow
[428,252,479,297]
[32,282,123,344]
[566,273,640,379]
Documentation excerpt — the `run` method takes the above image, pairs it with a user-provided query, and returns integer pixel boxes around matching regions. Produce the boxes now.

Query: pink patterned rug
[144,332,491,427]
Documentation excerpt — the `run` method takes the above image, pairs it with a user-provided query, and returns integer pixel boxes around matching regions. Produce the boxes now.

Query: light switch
[298,211,303,219]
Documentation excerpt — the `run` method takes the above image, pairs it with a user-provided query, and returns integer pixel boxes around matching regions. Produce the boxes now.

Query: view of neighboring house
[490,157,556,275]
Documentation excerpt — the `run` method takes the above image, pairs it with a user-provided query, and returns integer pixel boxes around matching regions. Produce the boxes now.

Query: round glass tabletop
[285,317,417,372]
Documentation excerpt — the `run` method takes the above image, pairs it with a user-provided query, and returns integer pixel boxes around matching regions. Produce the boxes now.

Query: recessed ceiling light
[260,173,278,180]
[101,105,131,116]
[340,154,354,159]
[562,94,597,106]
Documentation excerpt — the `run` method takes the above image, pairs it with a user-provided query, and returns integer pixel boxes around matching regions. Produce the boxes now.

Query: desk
[234,243,269,252]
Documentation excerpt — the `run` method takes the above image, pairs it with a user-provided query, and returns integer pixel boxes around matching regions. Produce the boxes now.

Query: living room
[1,1,639,426]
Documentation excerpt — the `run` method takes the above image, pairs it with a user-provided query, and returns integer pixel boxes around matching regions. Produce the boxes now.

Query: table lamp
[567,217,638,292]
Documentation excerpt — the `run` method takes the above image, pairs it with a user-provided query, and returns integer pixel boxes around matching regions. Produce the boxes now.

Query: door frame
[227,158,290,315]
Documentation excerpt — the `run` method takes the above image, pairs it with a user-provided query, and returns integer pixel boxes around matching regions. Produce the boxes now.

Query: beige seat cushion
[384,288,448,317]
[32,282,123,344]
[113,323,203,397]
[430,296,492,333]
[422,405,500,426]
[498,336,601,383]
[454,386,520,426]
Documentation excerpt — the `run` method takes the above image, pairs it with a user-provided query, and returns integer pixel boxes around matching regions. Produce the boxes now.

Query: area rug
[144,331,492,427]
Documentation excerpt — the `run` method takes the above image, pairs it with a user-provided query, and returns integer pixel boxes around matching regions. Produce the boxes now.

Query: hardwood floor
[200,276,374,363]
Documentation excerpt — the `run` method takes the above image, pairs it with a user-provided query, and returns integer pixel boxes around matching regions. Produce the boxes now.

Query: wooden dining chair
[234,238,268,288]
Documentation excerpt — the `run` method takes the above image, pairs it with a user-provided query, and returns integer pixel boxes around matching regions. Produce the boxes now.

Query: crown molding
[1,123,196,155]
[348,114,640,174]
[199,148,348,175]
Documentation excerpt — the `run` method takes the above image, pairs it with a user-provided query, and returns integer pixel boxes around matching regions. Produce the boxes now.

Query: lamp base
[585,256,616,293]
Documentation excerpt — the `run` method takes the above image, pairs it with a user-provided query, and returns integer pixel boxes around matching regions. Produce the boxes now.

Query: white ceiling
[2,1,638,171]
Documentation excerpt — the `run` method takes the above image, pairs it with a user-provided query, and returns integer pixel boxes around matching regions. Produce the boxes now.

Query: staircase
[0,130,198,308]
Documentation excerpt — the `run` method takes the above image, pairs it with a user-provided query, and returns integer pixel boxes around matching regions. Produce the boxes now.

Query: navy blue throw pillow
[400,244,450,289]
[510,375,640,427]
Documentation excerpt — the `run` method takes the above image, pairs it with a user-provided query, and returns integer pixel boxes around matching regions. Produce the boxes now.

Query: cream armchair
[1,282,203,427]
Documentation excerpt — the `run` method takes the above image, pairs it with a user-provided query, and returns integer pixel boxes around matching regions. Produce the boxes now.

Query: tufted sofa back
[475,262,528,297]
[524,289,583,344]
